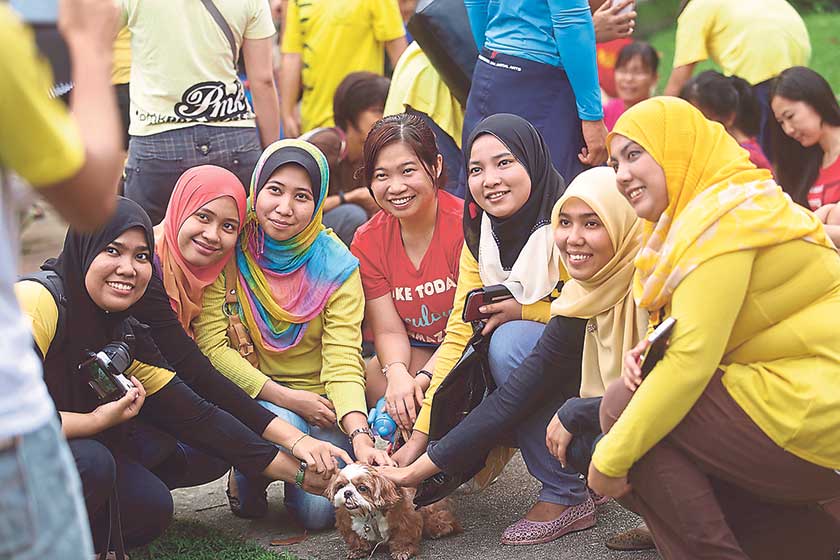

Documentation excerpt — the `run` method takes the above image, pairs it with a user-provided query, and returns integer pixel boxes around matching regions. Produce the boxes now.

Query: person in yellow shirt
[192,140,392,529]
[663,0,810,156]
[384,41,465,196]
[279,0,407,136]
[592,97,840,559]
[112,26,131,151]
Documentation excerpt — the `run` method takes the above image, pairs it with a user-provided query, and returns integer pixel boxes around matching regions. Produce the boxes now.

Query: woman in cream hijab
[381,167,650,546]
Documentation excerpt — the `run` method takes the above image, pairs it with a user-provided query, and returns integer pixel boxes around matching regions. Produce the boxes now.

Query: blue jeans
[239,400,354,530]
[322,203,368,247]
[488,320,587,506]
[124,125,261,224]
[0,418,93,560]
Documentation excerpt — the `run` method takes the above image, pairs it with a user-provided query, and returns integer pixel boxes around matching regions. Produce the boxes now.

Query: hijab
[550,167,648,398]
[463,114,566,304]
[235,139,359,353]
[154,165,247,337]
[609,97,834,316]
[41,197,160,414]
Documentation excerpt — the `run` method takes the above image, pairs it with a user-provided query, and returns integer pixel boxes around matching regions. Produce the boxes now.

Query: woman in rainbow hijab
[193,140,392,530]
[591,97,840,559]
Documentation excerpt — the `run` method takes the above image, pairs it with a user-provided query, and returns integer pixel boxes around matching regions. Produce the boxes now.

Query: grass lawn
[647,12,840,93]
[129,520,300,560]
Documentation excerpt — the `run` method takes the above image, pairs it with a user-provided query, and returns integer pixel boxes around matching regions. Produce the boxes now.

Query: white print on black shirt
[173,80,251,121]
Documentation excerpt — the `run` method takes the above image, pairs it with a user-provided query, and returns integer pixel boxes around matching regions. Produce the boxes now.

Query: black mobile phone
[462,284,514,323]
[639,317,677,379]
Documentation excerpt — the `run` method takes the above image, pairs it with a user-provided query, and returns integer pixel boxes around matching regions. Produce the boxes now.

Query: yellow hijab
[609,97,834,315]
[550,167,648,398]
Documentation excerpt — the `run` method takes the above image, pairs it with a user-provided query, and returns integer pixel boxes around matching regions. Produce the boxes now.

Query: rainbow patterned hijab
[235,139,359,352]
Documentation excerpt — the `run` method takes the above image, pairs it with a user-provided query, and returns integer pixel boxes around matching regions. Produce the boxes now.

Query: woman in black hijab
[16,197,346,552]
[391,114,593,545]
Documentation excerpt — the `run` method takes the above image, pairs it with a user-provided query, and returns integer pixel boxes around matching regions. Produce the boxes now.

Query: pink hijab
[155,165,248,337]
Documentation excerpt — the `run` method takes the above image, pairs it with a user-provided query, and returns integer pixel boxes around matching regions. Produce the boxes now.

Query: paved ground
[171,453,659,560]
[19,208,660,560]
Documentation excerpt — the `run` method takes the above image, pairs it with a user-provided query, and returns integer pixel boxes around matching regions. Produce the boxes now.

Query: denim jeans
[322,203,368,247]
[0,418,93,560]
[488,320,588,506]
[124,125,261,224]
[241,399,354,530]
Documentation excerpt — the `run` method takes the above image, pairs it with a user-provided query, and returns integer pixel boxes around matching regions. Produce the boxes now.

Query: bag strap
[19,270,67,356]
[97,488,126,560]
[223,260,258,365]
[199,0,238,65]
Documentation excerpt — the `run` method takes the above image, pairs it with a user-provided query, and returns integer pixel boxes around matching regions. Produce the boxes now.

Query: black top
[131,270,275,436]
[427,315,586,474]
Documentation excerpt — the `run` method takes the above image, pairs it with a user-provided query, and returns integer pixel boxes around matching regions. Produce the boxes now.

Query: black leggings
[70,434,228,550]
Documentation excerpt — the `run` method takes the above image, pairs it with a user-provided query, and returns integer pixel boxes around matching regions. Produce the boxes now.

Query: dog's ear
[324,472,343,500]
[373,473,402,508]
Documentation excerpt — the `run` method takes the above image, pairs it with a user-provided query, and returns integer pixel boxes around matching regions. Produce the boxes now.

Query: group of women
[18,81,840,558]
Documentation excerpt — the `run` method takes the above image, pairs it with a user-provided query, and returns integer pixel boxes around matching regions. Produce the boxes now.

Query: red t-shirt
[808,156,840,210]
[351,190,464,345]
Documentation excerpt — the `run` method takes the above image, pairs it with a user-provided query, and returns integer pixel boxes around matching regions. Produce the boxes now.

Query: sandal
[605,524,656,551]
[226,467,269,519]
[500,496,596,546]
[588,486,611,507]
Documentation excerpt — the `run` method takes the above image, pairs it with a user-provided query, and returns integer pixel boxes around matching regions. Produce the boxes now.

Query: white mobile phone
[618,1,635,15]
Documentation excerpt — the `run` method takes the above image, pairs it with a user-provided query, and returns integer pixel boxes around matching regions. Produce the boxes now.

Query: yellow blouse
[192,267,367,424]
[414,244,553,434]
[593,240,840,476]
[15,281,174,396]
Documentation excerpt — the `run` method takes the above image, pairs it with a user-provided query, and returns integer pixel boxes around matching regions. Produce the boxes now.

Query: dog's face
[328,463,402,516]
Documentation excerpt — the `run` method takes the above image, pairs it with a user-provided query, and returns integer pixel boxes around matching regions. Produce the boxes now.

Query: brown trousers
[600,371,840,560]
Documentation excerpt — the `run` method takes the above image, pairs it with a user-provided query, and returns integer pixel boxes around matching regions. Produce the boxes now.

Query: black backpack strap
[199,0,238,66]
[19,270,67,356]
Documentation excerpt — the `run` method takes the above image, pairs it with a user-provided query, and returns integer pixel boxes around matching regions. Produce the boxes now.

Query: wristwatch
[338,191,347,205]
[348,426,375,446]
[295,461,307,488]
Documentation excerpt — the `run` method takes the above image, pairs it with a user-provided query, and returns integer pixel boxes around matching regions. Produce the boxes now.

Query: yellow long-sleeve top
[15,281,174,396]
[192,267,367,424]
[414,244,554,434]
[593,240,840,477]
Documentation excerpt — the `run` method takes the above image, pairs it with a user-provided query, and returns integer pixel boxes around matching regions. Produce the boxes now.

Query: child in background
[603,42,658,131]
[681,70,772,171]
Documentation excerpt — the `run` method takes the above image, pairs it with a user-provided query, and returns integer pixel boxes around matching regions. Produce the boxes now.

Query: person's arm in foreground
[4,0,123,230]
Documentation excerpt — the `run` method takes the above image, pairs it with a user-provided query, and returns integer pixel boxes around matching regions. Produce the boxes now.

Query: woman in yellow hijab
[590,97,840,559]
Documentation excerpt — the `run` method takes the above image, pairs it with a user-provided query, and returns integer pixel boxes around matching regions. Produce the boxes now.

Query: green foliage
[129,520,300,560]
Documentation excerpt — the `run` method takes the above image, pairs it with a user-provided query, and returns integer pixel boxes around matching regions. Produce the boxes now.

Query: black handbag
[407,0,479,107]
[414,325,495,507]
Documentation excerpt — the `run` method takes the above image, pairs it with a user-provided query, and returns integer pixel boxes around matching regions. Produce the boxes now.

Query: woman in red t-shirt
[770,67,840,244]
[350,113,464,432]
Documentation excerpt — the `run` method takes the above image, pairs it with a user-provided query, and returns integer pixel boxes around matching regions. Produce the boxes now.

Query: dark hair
[361,113,446,193]
[333,72,391,132]
[615,42,659,75]
[680,71,761,137]
[769,66,840,206]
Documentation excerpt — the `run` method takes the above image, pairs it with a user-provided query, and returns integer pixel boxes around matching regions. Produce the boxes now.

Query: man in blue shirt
[463,0,607,189]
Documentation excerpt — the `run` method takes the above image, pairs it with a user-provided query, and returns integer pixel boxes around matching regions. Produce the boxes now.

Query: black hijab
[41,197,160,413]
[463,114,566,270]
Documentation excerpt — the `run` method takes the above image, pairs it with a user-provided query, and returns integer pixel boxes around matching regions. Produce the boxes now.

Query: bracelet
[338,191,347,205]
[416,369,433,380]
[290,433,308,457]
[381,361,407,377]
[295,461,307,488]
[348,426,375,446]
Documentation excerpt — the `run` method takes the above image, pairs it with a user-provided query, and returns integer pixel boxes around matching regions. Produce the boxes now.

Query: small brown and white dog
[328,463,461,560]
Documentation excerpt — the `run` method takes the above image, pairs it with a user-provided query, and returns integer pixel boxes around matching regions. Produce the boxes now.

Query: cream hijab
[550,167,648,398]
